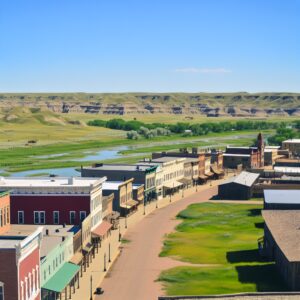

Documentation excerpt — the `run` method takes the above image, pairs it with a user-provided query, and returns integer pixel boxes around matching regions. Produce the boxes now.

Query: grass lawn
[159,203,287,295]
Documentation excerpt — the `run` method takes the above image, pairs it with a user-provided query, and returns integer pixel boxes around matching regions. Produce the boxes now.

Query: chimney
[45,229,49,236]
[62,236,65,242]
[63,223,66,228]
[68,177,74,185]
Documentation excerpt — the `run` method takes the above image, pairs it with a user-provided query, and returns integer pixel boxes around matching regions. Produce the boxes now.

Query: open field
[0,129,271,174]
[159,203,287,295]
[0,109,281,174]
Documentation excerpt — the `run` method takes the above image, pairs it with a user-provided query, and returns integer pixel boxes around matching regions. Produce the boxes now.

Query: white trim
[18,211,24,224]
[53,211,59,225]
[0,281,4,300]
[79,211,86,221]
[33,211,45,225]
[20,281,24,300]
[69,211,76,224]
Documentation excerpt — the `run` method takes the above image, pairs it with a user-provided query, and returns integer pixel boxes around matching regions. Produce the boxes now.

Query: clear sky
[0,0,299,93]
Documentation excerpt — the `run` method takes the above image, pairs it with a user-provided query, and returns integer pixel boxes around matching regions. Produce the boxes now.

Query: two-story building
[81,164,157,202]
[0,177,106,231]
[0,226,43,300]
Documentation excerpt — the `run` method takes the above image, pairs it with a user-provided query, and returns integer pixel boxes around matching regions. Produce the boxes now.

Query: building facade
[282,139,300,155]
[0,227,43,300]
[0,177,106,230]
[81,164,157,201]
[0,191,10,235]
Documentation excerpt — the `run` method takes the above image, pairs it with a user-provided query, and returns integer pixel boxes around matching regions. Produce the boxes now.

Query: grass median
[159,202,287,295]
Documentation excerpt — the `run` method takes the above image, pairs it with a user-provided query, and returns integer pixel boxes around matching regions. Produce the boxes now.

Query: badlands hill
[1,92,300,118]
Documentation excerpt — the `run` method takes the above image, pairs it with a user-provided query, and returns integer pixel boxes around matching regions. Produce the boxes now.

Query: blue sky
[0,0,299,92]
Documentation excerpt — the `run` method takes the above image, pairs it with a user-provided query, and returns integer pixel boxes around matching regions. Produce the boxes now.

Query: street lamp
[104,253,107,272]
[143,197,146,215]
[108,243,111,263]
[125,184,128,229]
[90,275,93,300]
[118,225,121,242]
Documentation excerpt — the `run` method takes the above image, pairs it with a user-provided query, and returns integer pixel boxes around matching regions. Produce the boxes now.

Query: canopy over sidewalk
[92,221,113,237]
[42,262,80,293]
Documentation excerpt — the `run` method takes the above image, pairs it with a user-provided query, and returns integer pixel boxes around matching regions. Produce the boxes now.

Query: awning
[42,262,80,293]
[120,199,139,209]
[199,174,208,180]
[163,181,183,189]
[211,165,224,175]
[205,172,214,177]
[92,221,113,237]
[178,178,192,185]
[106,211,120,220]
[69,252,83,265]
[82,242,93,254]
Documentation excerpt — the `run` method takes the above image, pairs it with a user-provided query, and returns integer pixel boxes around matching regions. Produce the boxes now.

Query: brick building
[223,133,264,169]
[0,177,106,230]
[0,227,43,300]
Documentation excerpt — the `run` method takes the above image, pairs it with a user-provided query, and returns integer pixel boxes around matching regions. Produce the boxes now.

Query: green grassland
[158,203,287,295]
[0,108,279,174]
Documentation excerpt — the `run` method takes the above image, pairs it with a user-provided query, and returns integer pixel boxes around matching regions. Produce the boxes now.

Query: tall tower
[257,133,264,167]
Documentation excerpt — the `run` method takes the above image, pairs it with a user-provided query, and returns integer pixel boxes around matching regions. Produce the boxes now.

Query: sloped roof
[220,171,259,187]
[263,210,300,262]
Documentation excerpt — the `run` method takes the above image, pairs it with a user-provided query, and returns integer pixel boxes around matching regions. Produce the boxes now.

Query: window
[79,211,86,222]
[18,211,24,224]
[3,208,5,226]
[6,207,9,224]
[0,282,4,300]
[69,211,75,224]
[34,211,45,224]
[53,211,59,225]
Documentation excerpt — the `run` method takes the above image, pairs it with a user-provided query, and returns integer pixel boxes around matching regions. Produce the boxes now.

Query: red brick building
[223,133,264,169]
[0,227,43,300]
[0,177,106,230]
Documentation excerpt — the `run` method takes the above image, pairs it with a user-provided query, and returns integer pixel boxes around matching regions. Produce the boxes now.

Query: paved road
[97,186,218,300]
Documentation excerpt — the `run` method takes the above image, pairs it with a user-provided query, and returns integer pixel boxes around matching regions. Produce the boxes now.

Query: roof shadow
[226,249,264,264]
[247,208,261,216]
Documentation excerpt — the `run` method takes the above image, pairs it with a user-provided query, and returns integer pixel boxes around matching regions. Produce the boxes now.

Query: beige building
[282,139,300,155]
[150,157,186,196]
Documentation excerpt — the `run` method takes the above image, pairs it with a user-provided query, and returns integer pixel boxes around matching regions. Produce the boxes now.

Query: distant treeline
[268,120,300,145]
[87,118,287,139]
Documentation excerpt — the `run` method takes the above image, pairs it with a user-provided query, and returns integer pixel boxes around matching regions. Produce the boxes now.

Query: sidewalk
[71,178,226,300]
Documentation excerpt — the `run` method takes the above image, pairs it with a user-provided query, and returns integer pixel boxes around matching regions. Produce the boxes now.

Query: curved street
[97,186,218,300]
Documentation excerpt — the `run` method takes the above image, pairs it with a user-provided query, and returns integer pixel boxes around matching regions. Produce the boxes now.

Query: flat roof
[2,224,74,257]
[263,210,300,262]
[223,153,251,157]
[265,146,280,149]
[0,177,105,188]
[103,181,125,190]
[83,164,153,172]
[151,156,186,163]
[221,171,259,187]
[226,146,257,150]
[264,190,300,204]
[276,159,300,163]
[274,166,300,174]
[283,139,300,144]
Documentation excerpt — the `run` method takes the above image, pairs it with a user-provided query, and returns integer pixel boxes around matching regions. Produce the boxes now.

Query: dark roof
[263,210,300,262]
